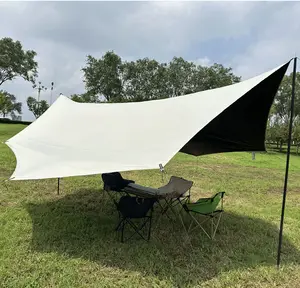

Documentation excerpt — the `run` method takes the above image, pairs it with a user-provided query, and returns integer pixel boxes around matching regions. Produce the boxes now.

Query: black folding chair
[101,172,135,203]
[116,195,156,242]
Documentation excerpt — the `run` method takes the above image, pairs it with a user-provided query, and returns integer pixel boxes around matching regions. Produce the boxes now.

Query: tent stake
[277,57,297,267]
[57,178,60,195]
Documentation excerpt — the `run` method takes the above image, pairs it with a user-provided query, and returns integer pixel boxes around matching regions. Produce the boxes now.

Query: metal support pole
[277,57,297,267]
[57,178,60,195]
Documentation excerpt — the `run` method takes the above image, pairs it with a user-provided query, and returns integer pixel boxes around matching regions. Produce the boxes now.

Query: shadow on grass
[25,189,300,286]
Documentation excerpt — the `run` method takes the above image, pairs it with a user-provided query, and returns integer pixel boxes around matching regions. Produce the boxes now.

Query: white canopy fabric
[6,60,290,180]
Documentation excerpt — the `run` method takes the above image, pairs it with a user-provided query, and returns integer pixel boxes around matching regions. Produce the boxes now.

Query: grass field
[1,123,300,288]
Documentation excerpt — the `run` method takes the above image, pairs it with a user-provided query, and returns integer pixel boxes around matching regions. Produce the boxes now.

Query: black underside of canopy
[180,62,291,156]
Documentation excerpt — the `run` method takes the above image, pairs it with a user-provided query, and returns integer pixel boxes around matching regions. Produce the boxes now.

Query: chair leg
[186,212,214,240]
[147,207,154,241]
[211,216,214,240]
[147,215,152,241]
[119,217,152,242]
[127,218,150,241]
[211,212,223,240]
[121,218,125,243]
[153,200,172,230]
[115,211,123,231]
[160,199,175,220]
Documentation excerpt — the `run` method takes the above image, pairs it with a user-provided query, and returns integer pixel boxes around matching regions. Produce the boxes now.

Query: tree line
[70,51,240,103]
[266,72,300,151]
[0,36,299,152]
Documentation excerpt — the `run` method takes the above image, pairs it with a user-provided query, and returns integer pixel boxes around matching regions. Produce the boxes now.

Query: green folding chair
[182,192,225,240]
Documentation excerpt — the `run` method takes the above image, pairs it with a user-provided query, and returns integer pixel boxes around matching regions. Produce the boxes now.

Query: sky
[1,1,300,121]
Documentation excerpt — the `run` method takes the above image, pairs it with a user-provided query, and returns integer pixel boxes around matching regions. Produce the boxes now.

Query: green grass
[1,123,300,287]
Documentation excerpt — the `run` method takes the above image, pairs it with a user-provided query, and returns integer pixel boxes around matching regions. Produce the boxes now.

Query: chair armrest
[196,197,212,203]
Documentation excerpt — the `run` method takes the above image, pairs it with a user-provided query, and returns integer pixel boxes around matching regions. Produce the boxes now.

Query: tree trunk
[280,140,283,152]
[297,144,299,155]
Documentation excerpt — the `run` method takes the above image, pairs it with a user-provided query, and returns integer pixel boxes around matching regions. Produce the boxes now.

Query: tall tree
[274,72,300,123]
[70,92,101,103]
[166,57,198,97]
[27,96,49,118]
[122,58,169,102]
[0,37,38,86]
[0,90,22,118]
[82,51,123,102]
[269,72,300,151]
[266,105,280,147]
[293,119,300,154]
[82,51,241,103]
[166,59,241,96]
[201,63,241,89]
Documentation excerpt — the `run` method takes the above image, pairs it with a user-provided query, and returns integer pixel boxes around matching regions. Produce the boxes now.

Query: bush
[0,118,32,125]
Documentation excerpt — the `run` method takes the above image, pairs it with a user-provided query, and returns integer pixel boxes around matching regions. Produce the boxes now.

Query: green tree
[269,72,300,151]
[27,96,49,118]
[266,106,281,148]
[274,74,300,124]
[0,90,22,118]
[201,63,241,89]
[166,59,241,96]
[266,111,290,152]
[166,57,198,97]
[0,37,38,86]
[122,58,169,102]
[82,51,123,102]
[70,92,100,103]
[70,94,85,103]
[293,120,300,154]
[81,51,241,103]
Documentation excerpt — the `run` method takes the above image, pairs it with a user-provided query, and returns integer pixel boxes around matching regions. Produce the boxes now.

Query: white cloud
[0,1,299,120]
[193,57,211,67]
[229,2,299,79]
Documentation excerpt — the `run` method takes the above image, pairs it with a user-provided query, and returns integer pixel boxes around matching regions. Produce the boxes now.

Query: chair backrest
[158,176,193,198]
[210,191,225,211]
[118,196,156,218]
[185,191,225,214]
[101,172,128,192]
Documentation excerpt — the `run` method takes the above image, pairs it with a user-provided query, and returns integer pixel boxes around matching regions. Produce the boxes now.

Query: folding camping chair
[116,195,156,242]
[101,172,135,204]
[158,176,193,219]
[182,191,225,240]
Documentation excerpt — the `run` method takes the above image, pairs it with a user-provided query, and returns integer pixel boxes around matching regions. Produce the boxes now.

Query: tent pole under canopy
[277,56,297,267]
[57,178,60,195]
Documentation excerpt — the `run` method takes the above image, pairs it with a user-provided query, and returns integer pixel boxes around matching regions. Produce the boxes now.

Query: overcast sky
[1,1,300,121]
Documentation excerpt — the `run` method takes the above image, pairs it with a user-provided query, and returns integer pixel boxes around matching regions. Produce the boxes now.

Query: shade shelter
[6,60,290,180]
[5,58,296,266]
